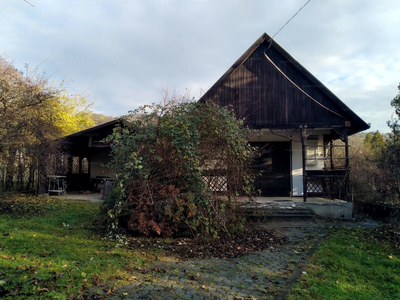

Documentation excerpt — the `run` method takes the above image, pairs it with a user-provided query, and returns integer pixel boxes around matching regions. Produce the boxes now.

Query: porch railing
[305,169,349,201]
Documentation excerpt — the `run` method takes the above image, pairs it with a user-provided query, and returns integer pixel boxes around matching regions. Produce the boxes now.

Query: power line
[263,52,347,120]
[268,0,312,48]
[24,0,35,7]
[264,0,346,120]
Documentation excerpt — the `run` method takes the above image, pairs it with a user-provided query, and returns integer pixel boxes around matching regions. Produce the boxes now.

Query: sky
[1,0,400,133]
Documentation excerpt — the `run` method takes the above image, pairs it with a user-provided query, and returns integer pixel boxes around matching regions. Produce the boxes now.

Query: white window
[306,138,319,166]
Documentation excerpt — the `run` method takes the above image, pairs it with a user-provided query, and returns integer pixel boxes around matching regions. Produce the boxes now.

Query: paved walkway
[47,193,103,202]
[87,219,378,300]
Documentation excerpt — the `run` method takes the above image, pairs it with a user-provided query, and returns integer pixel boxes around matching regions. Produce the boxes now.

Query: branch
[360,164,399,195]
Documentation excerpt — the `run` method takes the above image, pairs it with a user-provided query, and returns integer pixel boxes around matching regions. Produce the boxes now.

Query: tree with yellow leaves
[0,55,95,193]
[50,89,95,136]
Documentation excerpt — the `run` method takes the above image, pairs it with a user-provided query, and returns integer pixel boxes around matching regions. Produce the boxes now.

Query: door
[251,142,291,197]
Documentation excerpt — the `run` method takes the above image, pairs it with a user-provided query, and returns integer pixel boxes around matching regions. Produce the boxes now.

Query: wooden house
[199,32,369,201]
[58,32,368,202]
[59,119,120,192]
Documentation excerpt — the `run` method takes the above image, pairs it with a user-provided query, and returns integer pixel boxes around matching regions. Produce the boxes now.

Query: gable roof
[199,32,370,135]
[64,119,121,138]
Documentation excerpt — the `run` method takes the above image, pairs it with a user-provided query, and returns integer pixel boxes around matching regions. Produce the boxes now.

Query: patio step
[244,199,314,220]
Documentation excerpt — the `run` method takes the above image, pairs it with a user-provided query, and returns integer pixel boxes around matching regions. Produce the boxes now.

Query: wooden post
[344,128,349,168]
[68,155,73,174]
[301,125,307,203]
[329,140,334,170]
[343,127,349,200]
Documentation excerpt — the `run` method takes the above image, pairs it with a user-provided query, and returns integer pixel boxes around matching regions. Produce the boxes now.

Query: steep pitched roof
[64,119,121,138]
[64,114,144,138]
[200,32,369,135]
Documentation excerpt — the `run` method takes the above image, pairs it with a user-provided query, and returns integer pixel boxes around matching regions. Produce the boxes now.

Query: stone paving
[92,225,323,299]
[86,219,378,300]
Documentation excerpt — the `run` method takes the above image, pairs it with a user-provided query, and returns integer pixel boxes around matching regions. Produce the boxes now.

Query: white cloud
[1,0,399,132]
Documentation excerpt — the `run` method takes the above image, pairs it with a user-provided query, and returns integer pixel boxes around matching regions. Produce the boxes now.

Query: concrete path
[86,219,379,300]
[47,193,103,202]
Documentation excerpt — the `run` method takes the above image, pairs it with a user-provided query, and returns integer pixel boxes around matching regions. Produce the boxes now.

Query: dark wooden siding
[202,40,347,129]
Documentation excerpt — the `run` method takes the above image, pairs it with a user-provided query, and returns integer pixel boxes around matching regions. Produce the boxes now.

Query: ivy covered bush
[104,99,258,238]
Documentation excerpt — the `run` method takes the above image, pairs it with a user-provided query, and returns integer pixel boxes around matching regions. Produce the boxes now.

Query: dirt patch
[128,223,288,260]
[127,218,382,261]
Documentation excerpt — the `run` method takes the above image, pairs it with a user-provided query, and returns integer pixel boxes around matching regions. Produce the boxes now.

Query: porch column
[344,127,350,200]
[300,125,307,203]
[329,140,334,170]
[67,156,73,175]
[344,127,349,168]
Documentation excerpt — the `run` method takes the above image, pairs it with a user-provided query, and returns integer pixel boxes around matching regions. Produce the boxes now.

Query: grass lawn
[0,195,160,299]
[2,196,400,299]
[288,226,400,300]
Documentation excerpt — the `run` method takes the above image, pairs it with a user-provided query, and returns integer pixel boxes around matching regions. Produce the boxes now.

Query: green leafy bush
[104,99,258,237]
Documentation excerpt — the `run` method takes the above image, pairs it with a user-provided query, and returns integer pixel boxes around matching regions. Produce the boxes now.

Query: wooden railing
[305,169,350,201]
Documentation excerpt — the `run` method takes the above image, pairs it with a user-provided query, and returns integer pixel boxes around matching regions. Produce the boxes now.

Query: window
[82,158,89,174]
[72,157,80,174]
[306,138,319,166]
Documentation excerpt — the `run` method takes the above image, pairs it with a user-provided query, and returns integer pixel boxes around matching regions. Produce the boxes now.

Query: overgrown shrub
[104,99,258,238]
[351,83,400,208]
[349,135,382,203]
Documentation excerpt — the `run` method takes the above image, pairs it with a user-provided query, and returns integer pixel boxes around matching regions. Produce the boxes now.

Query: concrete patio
[49,192,103,203]
[51,194,353,220]
[245,197,353,220]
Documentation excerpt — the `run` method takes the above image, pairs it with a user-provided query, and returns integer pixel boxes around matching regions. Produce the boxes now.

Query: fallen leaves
[371,224,400,251]
[104,287,118,296]
[129,225,287,260]
[137,267,149,274]
[127,276,138,282]
[30,277,41,285]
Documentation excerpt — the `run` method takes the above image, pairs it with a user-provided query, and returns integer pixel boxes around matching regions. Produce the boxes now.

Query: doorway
[251,142,291,197]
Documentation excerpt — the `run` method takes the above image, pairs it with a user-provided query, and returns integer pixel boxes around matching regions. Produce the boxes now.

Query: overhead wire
[24,0,35,7]
[263,0,346,120]
[267,0,312,49]
[263,52,347,120]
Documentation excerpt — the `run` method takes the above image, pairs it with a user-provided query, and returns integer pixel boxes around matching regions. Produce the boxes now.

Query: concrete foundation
[246,197,353,220]
[304,201,353,220]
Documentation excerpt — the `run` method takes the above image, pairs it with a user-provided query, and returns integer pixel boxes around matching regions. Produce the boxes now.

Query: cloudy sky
[2,0,399,133]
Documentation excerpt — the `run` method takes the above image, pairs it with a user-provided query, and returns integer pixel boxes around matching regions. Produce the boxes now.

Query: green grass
[0,196,159,299]
[3,196,400,299]
[288,227,400,300]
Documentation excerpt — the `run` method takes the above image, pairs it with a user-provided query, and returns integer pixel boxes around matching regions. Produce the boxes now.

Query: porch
[51,192,103,203]
[52,193,353,220]
[244,197,353,220]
